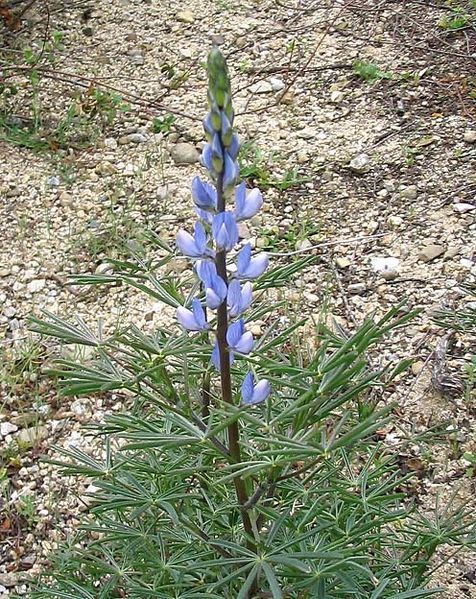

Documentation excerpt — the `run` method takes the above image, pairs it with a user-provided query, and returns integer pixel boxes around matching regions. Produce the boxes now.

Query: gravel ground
[1,0,475,596]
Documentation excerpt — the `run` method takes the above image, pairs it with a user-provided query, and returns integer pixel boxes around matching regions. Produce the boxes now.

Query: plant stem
[215,168,256,554]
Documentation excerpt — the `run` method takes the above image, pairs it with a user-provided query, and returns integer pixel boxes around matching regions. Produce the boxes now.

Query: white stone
[463,130,476,143]
[269,77,285,92]
[0,422,18,437]
[370,256,400,280]
[27,278,46,293]
[453,202,475,214]
[349,153,370,174]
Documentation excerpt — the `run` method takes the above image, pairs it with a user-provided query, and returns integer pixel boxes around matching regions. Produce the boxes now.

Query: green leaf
[262,562,283,599]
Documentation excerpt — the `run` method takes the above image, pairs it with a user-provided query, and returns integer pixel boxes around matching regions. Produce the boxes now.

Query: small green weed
[353,60,392,83]
[259,220,321,251]
[238,142,308,192]
[439,1,476,30]
[151,114,176,135]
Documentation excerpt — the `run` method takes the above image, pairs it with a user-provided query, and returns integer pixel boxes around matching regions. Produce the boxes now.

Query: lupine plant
[29,49,476,599]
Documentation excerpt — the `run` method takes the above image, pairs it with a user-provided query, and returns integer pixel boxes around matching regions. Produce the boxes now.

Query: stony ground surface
[0,0,475,596]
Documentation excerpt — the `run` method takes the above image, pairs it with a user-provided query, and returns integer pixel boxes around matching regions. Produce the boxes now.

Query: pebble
[399,185,418,200]
[27,278,46,293]
[170,142,199,164]
[250,81,273,94]
[387,215,403,229]
[330,90,345,103]
[335,257,351,269]
[269,77,285,92]
[1,421,18,437]
[0,572,19,587]
[453,202,475,214]
[349,153,370,174]
[348,282,366,294]
[370,256,400,280]
[176,9,194,23]
[118,132,148,145]
[95,262,115,275]
[418,243,446,262]
[297,150,308,164]
[411,361,426,376]
[47,175,60,187]
[105,137,118,150]
[463,129,476,143]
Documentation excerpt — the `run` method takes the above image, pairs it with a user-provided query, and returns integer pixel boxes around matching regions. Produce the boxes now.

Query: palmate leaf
[30,311,105,346]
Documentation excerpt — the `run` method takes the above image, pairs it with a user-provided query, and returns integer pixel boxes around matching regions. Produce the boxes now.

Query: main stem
[214,168,256,553]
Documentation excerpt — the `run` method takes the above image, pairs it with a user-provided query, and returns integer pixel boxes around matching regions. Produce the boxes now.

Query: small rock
[411,361,425,376]
[4,306,16,318]
[418,243,446,262]
[164,258,188,275]
[296,238,313,251]
[47,175,60,187]
[297,127,314,140]
[453,202,475,214]
[176,9,194,23]
[250,324,262,336]
[269,77,285,92]
[335,257,351,269]
[463,130,476,144]
[0,422,18,437]
[17,425,48,446]
[297,150,308,164]
[349,153,370,174]
[238,222,251,239]
[348,282,366,294]
[330,90,345,103]
[0,267,10,277]
[82,26,93,36]
[59,192,73,207]
[210,33,225,45]
[387,215,404,229]
[6,186,21,197]
[445,246,461,259]
[280,89,295,105]
[105,137,118,150]
[399,185,418,200]
[171,143,199,164]
[125,32,138,42]
[0,572,19,587]
[95,262,114,275]
[27,278,46,293]
[370,256,400,280]
[250,80,273,94]
[235,36,247,49]
[119,132,148,145]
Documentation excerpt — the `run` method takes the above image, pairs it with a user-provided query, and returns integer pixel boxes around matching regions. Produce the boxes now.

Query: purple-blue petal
[228,134,240,161]
[191,299,207,329]
[177,306,203,331]
[176,230,200,257]
[192,177,217,212]
[193,221,207,254]
[227,319,245,347]
[241,372,254,404]
[252,380,271,404]
[234,331,253,354]
[223,153,239,189]
[237,244,251,273]
[211,343,234,370]
[235,188,263,221]
[201,144,213,172]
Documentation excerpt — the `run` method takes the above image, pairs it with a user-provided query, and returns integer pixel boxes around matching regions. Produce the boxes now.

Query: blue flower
[234,182,263,221]
[227,279,253,318]
[201,143,213,172]
[210,319,253,370]
[227,319,253,354]
[191,177,217,212]
[212,211,239,252]
[196,261,227,309]
[176,299,209,331]
[176,221,213,259]
[236,244,268,279]
[241,372,271,406]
